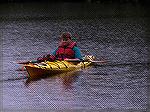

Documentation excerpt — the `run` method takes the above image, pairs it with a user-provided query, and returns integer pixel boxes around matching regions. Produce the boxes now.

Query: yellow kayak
[25,55,95,79]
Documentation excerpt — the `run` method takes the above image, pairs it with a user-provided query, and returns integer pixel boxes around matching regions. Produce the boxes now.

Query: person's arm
[51,48,58,56]
[73,47,82,60]
[37,48,58,62]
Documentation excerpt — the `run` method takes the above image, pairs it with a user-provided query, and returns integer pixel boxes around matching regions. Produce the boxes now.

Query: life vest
[56,42,76,60]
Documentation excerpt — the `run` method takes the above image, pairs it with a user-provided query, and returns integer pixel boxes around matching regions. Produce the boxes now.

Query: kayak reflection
[25,71,80,90]
[58,71,80,90]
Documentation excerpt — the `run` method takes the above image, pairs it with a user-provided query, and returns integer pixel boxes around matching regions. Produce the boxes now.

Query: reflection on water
[25,71,80,90]
[58,72,80,90]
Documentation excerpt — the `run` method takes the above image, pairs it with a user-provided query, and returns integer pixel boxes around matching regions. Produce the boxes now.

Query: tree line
[0,0,149,4]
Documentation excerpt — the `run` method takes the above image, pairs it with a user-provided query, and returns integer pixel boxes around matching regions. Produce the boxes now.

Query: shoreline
[0,3,149,21]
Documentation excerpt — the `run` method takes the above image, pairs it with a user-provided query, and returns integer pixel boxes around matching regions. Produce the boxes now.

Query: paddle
[17,60,38,64]
[17,59,107,65]
[64,58,106,63]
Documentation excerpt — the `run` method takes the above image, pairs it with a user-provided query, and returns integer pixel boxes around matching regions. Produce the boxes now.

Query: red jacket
[56,42,76,60]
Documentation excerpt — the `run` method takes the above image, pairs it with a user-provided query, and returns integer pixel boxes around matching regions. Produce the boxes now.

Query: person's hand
[37,55,47,62]
[37,56,45,62]
[37,54,56,62]
[47,55,56,61]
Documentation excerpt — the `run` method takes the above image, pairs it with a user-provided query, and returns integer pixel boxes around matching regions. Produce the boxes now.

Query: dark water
[1,4,150,112]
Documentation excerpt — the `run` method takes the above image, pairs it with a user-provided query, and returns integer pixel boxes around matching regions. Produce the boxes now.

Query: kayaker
[37,32,82,62]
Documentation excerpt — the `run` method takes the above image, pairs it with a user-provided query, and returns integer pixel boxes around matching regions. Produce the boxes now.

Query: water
[1,3,150,112]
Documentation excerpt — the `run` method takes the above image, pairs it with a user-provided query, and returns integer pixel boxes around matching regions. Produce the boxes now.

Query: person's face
[62,37,69,42]
[61,38,71,46]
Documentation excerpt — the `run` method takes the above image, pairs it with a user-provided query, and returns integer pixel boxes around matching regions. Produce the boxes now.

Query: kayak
[24,55,95,79]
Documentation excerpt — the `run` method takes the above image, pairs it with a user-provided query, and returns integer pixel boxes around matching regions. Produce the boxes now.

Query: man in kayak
[37,32,82,62]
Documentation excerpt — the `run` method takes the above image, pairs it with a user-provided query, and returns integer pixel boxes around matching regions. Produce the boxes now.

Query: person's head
[60,32,72,46]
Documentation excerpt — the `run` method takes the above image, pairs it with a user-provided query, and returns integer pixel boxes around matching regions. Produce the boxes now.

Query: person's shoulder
[73,46,80,51]
[73,46,79,49]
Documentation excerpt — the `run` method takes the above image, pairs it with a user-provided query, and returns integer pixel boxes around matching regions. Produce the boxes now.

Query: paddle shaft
[17,60,38,64]
[17,59,106,64]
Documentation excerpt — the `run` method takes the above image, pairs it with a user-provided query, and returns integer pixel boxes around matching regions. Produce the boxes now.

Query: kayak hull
[25,66,72,79]
[25,58,93,79]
